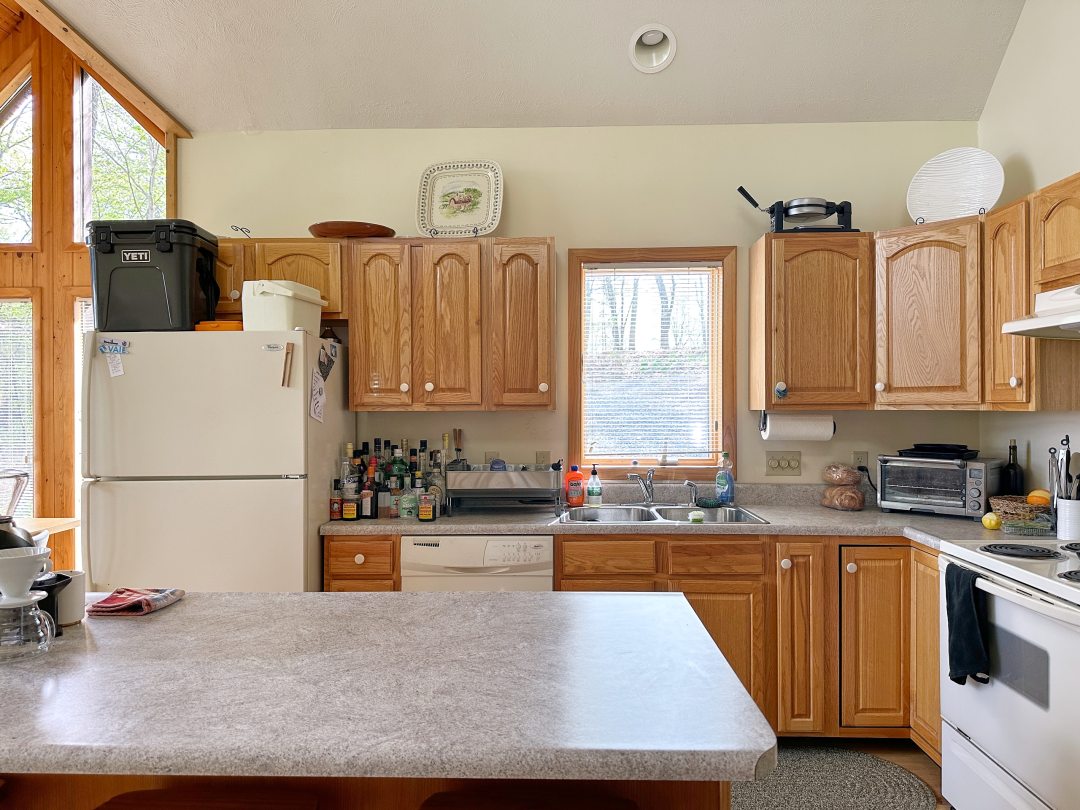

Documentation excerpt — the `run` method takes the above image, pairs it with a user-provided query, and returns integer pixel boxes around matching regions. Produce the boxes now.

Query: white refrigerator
[82,330,351,592]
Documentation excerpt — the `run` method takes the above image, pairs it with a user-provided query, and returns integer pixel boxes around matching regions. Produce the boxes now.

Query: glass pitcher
[0,603,56,662]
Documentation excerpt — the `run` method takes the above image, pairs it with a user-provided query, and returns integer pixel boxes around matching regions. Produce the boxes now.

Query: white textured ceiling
[48,0,1025,133]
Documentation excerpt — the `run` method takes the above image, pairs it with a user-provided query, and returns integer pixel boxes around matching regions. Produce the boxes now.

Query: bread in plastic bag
[821,484,865,511]
[823,464,863,486]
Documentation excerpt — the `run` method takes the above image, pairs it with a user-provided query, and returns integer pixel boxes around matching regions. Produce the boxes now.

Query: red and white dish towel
[87,588,186,617]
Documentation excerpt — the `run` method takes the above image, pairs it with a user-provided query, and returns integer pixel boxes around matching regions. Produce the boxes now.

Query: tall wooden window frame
[0,44,39,251]
[567,246,738,481]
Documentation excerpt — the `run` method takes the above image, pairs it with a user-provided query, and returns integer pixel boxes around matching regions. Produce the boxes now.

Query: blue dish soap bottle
[715,451,735,505]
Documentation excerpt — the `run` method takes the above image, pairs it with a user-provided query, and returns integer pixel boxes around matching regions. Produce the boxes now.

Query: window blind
[0,299,34,516]
[581,265,722,462]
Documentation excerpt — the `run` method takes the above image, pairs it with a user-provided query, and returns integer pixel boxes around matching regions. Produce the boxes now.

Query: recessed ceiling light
[629,23,676,74]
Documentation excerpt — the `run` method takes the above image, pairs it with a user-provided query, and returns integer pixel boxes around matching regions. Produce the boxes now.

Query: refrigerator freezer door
[85,478,311,592]
[84,331,310,478]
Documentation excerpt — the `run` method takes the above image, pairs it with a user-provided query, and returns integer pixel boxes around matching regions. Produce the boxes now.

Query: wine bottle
[1002,438,1025,496]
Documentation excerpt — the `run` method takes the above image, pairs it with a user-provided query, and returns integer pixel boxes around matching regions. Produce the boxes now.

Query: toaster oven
[877,456,1003,520]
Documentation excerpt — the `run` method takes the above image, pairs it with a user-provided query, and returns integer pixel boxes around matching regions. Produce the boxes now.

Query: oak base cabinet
[775,540,827,733]
[323,536,399,592]
[840,546,909,728]
[910,548,941,762]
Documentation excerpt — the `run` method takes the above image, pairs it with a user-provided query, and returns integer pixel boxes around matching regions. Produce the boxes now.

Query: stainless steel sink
[559,504,768,525]
[561,506,658,523]
[651,506,769,525]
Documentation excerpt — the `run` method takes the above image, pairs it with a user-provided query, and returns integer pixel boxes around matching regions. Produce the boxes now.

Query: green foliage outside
[82,78,166,226]
[0,87,33,243]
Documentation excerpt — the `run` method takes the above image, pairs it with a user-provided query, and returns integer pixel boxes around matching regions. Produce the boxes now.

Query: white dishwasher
[400,536,553,591]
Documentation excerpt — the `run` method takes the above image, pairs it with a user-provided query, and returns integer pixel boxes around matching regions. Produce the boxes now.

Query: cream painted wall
[978,0,1080,490]
[179,121,981,482]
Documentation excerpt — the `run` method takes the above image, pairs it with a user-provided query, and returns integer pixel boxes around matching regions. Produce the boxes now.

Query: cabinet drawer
[326,538,394,578]
[329,579,396,592]
[561,540,657,575]
[667,540,765,575]
[559,578,657,592]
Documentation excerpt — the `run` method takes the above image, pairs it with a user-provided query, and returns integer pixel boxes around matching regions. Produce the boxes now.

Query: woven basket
[989,495,1050,522]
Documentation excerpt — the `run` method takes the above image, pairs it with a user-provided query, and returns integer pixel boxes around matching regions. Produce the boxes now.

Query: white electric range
[937,536,1080,810]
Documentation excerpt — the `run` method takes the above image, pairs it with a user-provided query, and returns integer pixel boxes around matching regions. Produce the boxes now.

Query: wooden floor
[838,740,947,810]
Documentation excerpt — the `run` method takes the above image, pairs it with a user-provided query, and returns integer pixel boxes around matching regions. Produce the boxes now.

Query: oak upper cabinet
[1032,170,1080,290]
[874,217,982,406]
[750,234,874,410]
[775,540,826,733]
[350,242,413,408]
[910,548,941,762]
[213,239,247,315]
[673,579,768,712]
[253,240,344,316]
[415,242,483,406]
[984,200,1031,406]
[841,546,909,728]
[489,238,555,408]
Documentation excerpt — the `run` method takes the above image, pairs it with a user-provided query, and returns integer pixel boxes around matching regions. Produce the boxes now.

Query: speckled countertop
[0,591,777,782]
[320,504,998,552]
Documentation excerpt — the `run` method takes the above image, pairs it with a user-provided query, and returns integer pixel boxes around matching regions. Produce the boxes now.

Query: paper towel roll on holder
[758,411,837,441]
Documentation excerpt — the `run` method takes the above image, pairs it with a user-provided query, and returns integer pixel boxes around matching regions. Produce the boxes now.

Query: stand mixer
[0,547,56,661]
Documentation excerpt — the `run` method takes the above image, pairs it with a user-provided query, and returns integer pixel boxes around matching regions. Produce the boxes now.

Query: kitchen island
[0,591,775,810]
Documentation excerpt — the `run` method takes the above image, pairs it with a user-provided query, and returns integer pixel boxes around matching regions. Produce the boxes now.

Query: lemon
[982,512,1002,530]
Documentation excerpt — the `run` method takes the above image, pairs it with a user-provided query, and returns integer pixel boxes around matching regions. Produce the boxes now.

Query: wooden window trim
[567,246,737,482]
[0,286,43,514]
[0,43,40,252]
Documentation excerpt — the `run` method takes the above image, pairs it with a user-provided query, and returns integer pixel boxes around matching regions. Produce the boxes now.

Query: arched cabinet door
[489,238,554,408]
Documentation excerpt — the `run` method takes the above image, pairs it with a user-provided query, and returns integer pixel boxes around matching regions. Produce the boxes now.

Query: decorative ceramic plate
[416,160,503,237]
[906,147,1004,224]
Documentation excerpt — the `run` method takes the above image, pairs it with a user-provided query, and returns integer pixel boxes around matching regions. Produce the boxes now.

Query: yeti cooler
[87,219,219,331]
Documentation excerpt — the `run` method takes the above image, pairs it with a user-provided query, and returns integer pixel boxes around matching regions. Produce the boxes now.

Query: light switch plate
[535,450,551,467]
[765,451,802,477]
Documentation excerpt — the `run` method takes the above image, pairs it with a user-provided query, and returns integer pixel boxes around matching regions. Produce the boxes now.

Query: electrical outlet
[535,450,551,467]
[851,450,869,469]
[765,451,802,477]
[484,451,500,463]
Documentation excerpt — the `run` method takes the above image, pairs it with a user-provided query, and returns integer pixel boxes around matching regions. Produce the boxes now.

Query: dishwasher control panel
[483,538,552,566]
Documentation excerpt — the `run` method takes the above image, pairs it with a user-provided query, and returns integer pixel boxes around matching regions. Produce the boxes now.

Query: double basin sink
[559,504,769,525]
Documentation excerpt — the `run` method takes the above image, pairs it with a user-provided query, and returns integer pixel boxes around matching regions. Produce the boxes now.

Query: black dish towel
[946,563,991,685]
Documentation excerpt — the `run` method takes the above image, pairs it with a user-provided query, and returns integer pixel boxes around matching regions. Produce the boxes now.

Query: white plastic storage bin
[241,280,327,334]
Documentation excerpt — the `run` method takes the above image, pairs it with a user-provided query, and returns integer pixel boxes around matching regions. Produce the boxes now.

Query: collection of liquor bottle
[329,435,454,522]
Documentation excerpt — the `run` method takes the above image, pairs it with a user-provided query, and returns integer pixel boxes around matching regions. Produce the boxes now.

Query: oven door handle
[976,577,1080,629]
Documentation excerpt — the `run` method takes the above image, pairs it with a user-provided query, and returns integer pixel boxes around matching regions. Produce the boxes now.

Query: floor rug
[732,744,937,810]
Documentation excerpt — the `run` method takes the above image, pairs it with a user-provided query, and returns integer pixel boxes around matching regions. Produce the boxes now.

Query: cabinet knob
[780,558,793,570]
[1009,376,1022,389]
[875,382,886,392]
[538,382,549,393]
[846,562,858,574]
[424,382,435,392]
[399,383,410,393]
[774,382,788,399]
[229,289,240,301]
[353,554,366,565]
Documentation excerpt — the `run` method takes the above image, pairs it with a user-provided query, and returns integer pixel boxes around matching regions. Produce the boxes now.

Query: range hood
[1002,284,1080,339]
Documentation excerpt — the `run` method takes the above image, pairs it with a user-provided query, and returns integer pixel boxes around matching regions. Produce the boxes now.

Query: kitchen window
[0,294,37,516]
[73,70,166,238]
[0,69,34,245]
[568,247,737,479]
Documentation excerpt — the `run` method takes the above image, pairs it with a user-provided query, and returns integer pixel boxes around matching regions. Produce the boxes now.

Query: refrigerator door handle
[81,332,93,479]
[81,478,95,589]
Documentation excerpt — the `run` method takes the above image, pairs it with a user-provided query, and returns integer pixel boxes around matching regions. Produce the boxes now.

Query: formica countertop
[0,591,777,782]
[320,504,1000,552]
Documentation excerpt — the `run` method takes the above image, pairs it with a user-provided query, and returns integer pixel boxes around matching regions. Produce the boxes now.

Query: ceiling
[47,0,1025,133]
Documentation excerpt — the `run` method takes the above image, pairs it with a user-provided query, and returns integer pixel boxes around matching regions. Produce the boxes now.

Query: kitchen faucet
[683,480,698,507]
[627,469,655,504]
